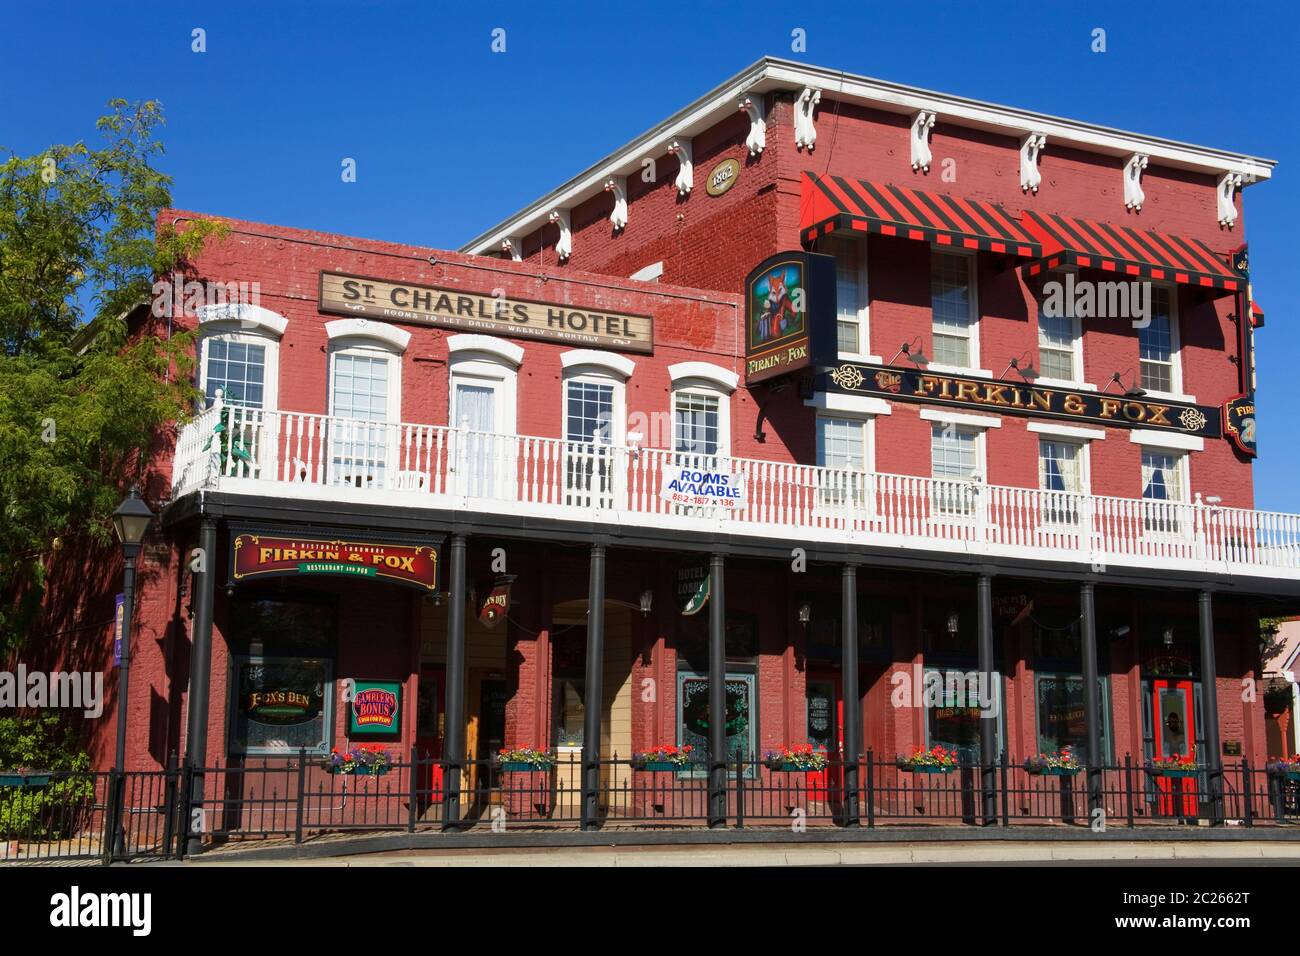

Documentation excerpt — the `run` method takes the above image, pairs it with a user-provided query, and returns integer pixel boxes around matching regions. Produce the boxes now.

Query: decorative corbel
[1020,132,1046,194]
[604,176,628,231]
[1217,171,1242,228]
[738,94,766,156]
[911,110,937,173]
[1123,153,1149,212]
[794,88,820,151]
[501,237,524,261]
[668,138,693,195]
[548,209,571,261]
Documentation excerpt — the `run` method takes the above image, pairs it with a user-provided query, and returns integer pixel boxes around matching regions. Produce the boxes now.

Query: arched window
[325,319,409,488]
[196,304,287,410]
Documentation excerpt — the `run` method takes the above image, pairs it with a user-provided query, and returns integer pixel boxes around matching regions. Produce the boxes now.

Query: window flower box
[321,745,391,776]
[1024,749,1082,776]
[0,771,51,788]
[897,745,958,774]
[497,747,555,772]
[1267,757,1300,781]
[763,745,828,772]
[632,745,692,772]
[1150,752,1198,778]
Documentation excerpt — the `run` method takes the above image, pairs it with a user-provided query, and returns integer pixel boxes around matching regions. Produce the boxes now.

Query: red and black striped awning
[1021,211,1240,293]
[800,172,1041,258]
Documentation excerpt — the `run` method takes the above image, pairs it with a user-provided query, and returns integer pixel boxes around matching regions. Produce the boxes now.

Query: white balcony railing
[170,406,1300,580]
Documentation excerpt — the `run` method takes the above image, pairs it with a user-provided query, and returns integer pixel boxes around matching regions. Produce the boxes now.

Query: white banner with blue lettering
[659,465,744,509]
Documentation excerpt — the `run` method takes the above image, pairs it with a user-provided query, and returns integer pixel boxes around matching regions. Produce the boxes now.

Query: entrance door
[1152,678,1198,818]
[464,671,507,810]
[806,673,843,811]
[415,665,444,813]
[453,381,499,498]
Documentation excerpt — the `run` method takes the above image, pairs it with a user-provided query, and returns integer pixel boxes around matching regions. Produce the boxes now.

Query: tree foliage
[0,99,223,654]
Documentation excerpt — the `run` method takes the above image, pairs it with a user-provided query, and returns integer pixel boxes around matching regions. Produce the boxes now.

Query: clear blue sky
[2,1,1296,509]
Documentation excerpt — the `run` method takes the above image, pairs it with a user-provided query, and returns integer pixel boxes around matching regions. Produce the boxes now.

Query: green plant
[0,714,94,840]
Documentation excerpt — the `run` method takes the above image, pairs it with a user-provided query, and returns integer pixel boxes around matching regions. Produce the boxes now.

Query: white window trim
[449,355,519,435]
[561,349,636,380]
[1035,279,1085,387]
[929,246,986,376]
[825,233,881,364]
[815,414,878,518]
[325,318,411,354]
[1026,421,1106,441]
[198,330,279,412]
[671,382,732,458]
[1129,430,1204,453]
[804,392,893,416]
[562,368,627,447]
[328,341,402,424]
[1140,447,1191,506]
[629,261,664,282]
[667,362,738,393]
[928,422,988,514]
[919,408,1002,430]
[1035,377,1097,392]
[1139,284,1195,403]
[196,303,288,338]
[1036,436,1092,496]
[447,333,524,368]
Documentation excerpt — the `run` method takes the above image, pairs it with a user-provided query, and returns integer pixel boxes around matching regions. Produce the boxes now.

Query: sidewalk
[182,841,1300,867]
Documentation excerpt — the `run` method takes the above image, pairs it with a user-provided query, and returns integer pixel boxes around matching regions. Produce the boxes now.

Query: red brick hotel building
[55,57,1299,835]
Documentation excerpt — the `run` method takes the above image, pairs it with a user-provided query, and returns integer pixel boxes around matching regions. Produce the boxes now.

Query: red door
[806,674,843,807]
[1152,678,1197,817]
[416,665,445,811]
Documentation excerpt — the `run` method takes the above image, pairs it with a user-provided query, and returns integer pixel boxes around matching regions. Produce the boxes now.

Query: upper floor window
[820,235,871,359]
[930,421,981,516]
[204,338,267,409]
[1038,438,1085,525]
[1139,286,1179,394]
[1141,448,1186,503]
[560,350,633,507]
[930,251,977,369]
[816,415,873,510]
[325,319,409,489]
[1038,291,1082,384]
[667,363,736,461]
[196,303,287,411]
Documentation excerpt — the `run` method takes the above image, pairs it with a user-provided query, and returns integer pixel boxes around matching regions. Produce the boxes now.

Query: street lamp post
[110,486,155,853]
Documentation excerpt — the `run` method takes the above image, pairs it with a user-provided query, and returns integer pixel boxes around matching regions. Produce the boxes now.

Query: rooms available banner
[659,465,744,509]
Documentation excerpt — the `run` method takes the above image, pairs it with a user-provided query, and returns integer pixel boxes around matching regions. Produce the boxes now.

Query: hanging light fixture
[639,589,653,617]
[947,611,960,635]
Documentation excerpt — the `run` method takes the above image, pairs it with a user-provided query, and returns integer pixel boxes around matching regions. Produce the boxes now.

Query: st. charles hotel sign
[819,362,1222,438]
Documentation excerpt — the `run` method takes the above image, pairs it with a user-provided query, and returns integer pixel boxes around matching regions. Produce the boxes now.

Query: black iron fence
[3,752,1297,862]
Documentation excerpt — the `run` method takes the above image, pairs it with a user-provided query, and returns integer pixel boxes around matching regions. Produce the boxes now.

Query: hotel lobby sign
[818,362,1222,438]
[743,251,836,384]
[231,532,439,592]
[319,271,653,354]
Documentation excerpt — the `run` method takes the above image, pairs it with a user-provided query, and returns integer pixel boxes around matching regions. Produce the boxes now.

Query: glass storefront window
[1034,673,1111,760]
[554,677,585,748]
[924,667,1001,764]
[676,671,757,776]
[230,656,333,755]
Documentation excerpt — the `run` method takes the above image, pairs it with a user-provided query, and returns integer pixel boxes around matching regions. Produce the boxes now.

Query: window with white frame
[329,346,399,488]
[447,335,522,499]
[674,391,721,458]
[1139,286,1178,394]
[1038,438,1084,524]
[816,416,872,509]
[203,338,268,408]
[1037,295,1081,383]
[1141,447,1187,534]
[930,251,977,369]
[565,376,617,505]
[930,422,981,515]
[820,235,870,359]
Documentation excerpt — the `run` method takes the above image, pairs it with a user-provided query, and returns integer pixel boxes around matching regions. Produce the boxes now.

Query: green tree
[0,99,223,655]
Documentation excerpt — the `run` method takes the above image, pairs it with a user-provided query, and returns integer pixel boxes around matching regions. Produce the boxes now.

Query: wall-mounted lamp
[1163,627,1175,647]
[1105,370,1147,398]
[639,589,654,618]
[999,354,1040,383]
[797,603,812,625]
[888,338,930,369]
[946,611,960,635]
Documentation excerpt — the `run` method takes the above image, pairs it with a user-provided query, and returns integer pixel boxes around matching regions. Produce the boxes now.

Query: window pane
[816,417,864,470]
[205,340,267,408]
[837,320,859,354]
[931,252,973,367]
[1139,287,1173,391]
[553,677,585,747]
[565,380,614,443]
[1038,440,1081,493]
[1038,307,1076,380]
[231,656,332,755]
[674,392,720,456]
[931,424,977,481]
